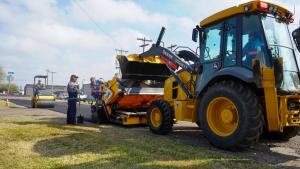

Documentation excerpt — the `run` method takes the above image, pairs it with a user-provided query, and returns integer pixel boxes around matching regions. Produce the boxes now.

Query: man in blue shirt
[243,32,265,68]
[90,77,106,123]
[90,77,100,100]
[67,74,79,124]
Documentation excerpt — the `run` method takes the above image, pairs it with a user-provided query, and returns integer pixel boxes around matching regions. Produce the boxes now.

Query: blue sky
[0,0,299,87]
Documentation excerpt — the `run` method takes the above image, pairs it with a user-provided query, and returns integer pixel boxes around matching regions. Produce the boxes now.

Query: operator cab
[192,1,300,94]
[292,26,300,52]
[33,75,49,95]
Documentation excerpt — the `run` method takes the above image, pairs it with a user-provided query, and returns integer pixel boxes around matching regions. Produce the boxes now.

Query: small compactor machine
[31,75,55,108]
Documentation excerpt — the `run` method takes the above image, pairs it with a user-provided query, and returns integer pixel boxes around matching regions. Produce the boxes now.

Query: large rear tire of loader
[147,100,174,135]
[199,80,263,150]
[264,127,300,141]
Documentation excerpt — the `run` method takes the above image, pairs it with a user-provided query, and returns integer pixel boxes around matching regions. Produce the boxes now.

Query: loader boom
[141,27,194,73]
[140,27,198,98]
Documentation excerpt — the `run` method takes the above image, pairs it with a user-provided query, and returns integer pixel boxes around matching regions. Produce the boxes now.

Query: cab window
[202,23,222,61]
[224,18,237,67]
[242,15,267,68]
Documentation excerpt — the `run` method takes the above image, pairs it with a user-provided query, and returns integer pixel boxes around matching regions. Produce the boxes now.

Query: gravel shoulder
[129,121,300,169]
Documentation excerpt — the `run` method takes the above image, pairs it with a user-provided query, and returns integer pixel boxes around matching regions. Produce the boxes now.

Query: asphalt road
[4,96,93,121]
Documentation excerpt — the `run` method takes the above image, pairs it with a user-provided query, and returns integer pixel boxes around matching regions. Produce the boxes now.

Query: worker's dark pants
[67,98,77,124]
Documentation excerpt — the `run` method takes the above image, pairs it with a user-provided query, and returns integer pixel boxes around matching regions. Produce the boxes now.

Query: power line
[73,0,121,48]
[115,49,128,56]
[167,44,177,51]
[137,37,152,52]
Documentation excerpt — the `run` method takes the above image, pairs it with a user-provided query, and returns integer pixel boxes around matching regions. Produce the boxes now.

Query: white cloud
[68,0,170,26]
[0,0,154,85]
[1,0,299,87]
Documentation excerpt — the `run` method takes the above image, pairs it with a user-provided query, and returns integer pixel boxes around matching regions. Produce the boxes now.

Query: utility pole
[6,72,14,107]
[46,69,50,85]
[137,37,152,52]
[115,59,121,78]
[115,49,128,78]
[115,49,128,55]
[81,79,85,91]
[46,69,56,95]
[167,44,177,51]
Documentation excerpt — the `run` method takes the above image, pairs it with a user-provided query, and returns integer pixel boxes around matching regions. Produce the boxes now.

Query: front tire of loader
[199,80,263,150]
[147,100,174,135]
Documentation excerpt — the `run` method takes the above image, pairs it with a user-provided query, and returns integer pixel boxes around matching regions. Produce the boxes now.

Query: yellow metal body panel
[262,67,281,131]
[173,100,197,122]
[164,70,198,122]
[163,78,173,102]
[260,57,300,132]
[278,95,300,127]
[120,116,147,125]
[36,95,55,100]
[200,0,292,27]
[102,78,120,105]
[32,95,55,102]
[164,70,196,102]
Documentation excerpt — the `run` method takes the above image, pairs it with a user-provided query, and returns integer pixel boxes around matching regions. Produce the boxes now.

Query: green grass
[0,99,24,109]
[0,115,272,169]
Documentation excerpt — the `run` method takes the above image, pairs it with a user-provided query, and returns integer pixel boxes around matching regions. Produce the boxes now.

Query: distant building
[24,84,66,96]
[82,83,93,100]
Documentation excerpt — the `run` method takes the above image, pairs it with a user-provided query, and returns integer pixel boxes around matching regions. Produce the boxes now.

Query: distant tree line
[0,66,5,83]
[0,66,19,93]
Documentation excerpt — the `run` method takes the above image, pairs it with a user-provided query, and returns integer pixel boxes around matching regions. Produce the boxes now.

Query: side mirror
[192,28,198,42]
[292,27,300,52]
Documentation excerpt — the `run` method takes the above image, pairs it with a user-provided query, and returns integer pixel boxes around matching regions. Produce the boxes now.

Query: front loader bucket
[118,55,170,81]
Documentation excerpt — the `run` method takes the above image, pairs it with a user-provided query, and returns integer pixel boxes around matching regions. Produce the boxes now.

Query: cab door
[196,22,224,93]
[223,17,237,67]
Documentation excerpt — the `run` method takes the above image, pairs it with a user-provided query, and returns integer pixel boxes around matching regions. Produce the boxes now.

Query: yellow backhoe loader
[122,0,300,150]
